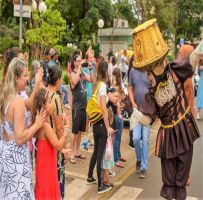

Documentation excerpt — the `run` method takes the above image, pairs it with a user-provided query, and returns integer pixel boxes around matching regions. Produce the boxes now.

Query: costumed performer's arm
[190,39,203,70]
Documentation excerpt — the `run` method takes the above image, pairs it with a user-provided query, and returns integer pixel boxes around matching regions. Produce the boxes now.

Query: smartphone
[82,62,88,68]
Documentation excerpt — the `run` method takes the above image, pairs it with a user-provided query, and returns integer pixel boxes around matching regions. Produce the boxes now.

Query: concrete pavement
[100,120,203,200]
[64,119,160,200]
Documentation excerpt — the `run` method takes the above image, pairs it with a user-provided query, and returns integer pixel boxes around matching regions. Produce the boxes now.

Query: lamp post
[19,0,23,48]
[32,1,47,12]
[18,0,47,49]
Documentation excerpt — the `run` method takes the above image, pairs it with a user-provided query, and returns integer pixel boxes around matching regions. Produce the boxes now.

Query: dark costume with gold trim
[140,58,200,199]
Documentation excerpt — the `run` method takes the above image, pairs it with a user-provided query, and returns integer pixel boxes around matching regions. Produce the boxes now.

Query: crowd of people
[0,19,203,200]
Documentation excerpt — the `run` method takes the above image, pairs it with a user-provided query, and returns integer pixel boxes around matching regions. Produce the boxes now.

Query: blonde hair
[30,60,40,80]
[0,57,27,123]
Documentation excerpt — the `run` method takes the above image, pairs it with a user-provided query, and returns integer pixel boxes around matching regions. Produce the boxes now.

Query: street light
[97,19,104,44]
[18,0,47,49]
[98,19,104,29]
[32,0,47,13]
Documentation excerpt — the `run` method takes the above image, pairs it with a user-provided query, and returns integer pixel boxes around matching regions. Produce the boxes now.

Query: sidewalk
[64,87,160,200]
[64,120,160,200]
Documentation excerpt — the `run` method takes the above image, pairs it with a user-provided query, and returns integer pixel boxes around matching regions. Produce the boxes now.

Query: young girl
[102,134,115,187]
[33,88,71,200]
[111,68,126,168]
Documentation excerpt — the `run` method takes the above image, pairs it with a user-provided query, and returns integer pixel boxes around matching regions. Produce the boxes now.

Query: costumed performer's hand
[195,39,203,56]
[131,108,152,126]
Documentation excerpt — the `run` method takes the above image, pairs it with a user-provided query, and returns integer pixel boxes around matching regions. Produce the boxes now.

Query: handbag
[86,81,103,124]
[104,135,114,161]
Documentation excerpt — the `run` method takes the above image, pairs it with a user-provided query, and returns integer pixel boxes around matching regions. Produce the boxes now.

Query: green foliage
[167,54,174,62]
[114,0,135,28]
[62,72,69,85]
[59,0,114,47]
[25,0,66,53]
[176,0,203,41]
[59,46,75,68]
[137,0,176,35]
[0,36,18,54]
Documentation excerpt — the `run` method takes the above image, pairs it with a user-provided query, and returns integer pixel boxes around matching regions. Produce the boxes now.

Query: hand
[108,127,114,135]
[88,62,92,71]
[35,67,43,84]
[133,103,138,109]
[62,148,72,163]
[35,109,47,129]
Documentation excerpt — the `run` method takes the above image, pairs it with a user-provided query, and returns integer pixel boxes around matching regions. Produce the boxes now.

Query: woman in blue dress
[196,59,203,119]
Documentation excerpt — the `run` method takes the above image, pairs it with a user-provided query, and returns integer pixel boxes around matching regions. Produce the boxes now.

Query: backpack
[86,81,103,124]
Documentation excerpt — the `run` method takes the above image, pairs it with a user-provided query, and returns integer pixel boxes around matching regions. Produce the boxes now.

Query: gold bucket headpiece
[132,19,169,71]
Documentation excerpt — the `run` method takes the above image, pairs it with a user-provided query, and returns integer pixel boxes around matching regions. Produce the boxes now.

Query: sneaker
[86,177,97,185]
[109,171,116,177]
[98,185,112,195]
[136,160,141,171]
[103,182,114,188]
[139,170,147,178]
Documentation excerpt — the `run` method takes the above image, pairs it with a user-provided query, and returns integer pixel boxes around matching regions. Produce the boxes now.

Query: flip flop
[119,157,127,162]
[75,154,86,159]
[69,158,76,164]
[115,162,124,168]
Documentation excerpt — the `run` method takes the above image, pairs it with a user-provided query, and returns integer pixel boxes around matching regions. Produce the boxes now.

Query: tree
[114,0,135,28]
[0,0,19,54]
[57,0,114,50]
[25,0,66,58]
[175,0,203,42]
[136,0,176,36]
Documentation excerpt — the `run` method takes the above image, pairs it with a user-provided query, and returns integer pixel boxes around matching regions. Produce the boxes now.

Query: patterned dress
[49,91,65,199]
[0,96,34,200]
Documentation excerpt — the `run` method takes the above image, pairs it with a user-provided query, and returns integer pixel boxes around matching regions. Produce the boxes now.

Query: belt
[161,107,190,129]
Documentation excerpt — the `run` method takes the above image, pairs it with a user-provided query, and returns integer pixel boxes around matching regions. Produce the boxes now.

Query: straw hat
[132,19,169,71]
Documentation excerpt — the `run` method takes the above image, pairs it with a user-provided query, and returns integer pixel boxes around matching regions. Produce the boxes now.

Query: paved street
[64,118,159,200]
[100,120,203,200]
[64,113,202,200]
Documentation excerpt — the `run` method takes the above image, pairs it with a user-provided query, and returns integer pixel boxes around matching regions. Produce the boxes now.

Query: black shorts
[72,109,87,134]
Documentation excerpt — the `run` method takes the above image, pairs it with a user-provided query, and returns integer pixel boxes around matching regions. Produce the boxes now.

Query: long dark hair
[32,88,49,124]
[112,67,123,94]
[94,60,108,90]
[70,54,80,71]
[2,47,23,82]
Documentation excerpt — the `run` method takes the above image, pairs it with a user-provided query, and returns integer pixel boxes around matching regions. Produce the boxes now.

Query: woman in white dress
[0,58,46,199]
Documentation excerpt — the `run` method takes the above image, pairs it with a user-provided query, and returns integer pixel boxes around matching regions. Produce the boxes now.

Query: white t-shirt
[120,55,128,73]
[96,82,108,105]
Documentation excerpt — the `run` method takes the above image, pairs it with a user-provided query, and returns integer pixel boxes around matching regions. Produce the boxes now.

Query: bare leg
[70,133,76,156]
[75,132,82,156]
[104,169,110,184]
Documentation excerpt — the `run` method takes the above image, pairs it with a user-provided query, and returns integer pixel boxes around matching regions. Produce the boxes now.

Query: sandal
[119,157,127,162]
[75,154,86,159]
[69,157,76,164]
[115,161,124,168]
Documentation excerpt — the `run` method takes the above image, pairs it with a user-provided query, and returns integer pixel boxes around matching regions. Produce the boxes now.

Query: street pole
[19,0,23,49]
